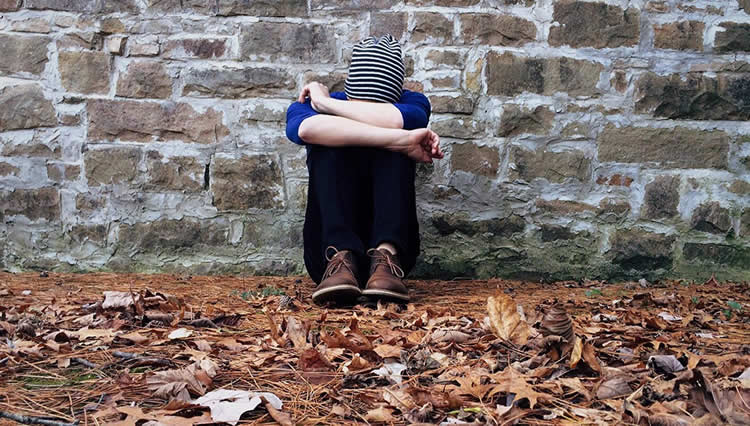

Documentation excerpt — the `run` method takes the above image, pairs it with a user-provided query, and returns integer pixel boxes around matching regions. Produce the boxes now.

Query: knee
[307,145,354,167]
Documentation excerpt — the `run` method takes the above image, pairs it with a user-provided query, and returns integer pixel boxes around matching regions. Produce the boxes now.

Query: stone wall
[1,0,749,281]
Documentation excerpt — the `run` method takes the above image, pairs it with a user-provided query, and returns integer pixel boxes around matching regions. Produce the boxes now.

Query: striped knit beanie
[345,35,405,104]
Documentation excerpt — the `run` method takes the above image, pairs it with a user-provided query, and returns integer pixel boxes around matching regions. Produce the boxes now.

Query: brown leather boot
[362,248,409,302]
[312,247,361,305]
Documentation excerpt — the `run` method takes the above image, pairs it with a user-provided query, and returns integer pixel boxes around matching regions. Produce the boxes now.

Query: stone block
[498,105,554,137]
[715,23,750,53]
[303,71,347,93]
[116,61,172,99]
[128,36,160,56]
[313,0,394,9]
[540,225,588,242]
[654,21,704,51]
[451,143,499,177]
[635,72,749,120]
[87,99,229,143]
[0,162,20,176]
[509,147,591,183]
[58,51,110,95]
[682,243,750,268]
[0,187,60,221]
[691,202,732,234]
[84,147,140,185]
[0,0,21,11]
[641,175,679,219]
[100,18,125,34]
[0,85,56,131]
[217,0,307,16]
[145,0,214,14]
[740,0,750,14]
[68,224,108,246]
[549,1,640,48]
[162,38,230,59]
[729,180,750,195]
[370,12,407,40]
[211,154,283,210]
[57,32,102,50]
[105,36,127,55]
[598,125,729,169]
[9,17,51,33]
[486,52,603,97]
[535,199,597,215]
[26,0,138,13]
[119,219,227,252]
[431,117,485,139]
[742,210,750,237]
[425,49,464,70]
[432,213,525,237]
[458,14,536,46]
[429,94,474,114]
[145,151,205,192]
[412,12,453,44]
[608,229,675,271]
[182,66,295,98]
[240,22,335,63]
[0,34,50,76]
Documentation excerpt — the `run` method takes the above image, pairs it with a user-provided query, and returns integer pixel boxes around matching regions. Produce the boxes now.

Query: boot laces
[367,248,404,278]
[323,246,353,279]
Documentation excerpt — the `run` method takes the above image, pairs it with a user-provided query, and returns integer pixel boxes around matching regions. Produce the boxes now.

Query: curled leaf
[541,304,574,342]
[487,292,531,346]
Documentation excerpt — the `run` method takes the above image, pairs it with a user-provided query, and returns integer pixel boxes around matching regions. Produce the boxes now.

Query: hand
[298,82,331,113]
[393,129,443,163]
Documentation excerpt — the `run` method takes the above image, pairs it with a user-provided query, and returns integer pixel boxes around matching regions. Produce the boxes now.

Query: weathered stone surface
[729,180,750,194]
[128,36,159,56]
[47,163,80,182]
[218,0,306,16]
[370,12,407,40]
[57,32,103,50]
[211,155,283,211]
[84,147,140,185]
[67,224,108,246]
[635,72,750,120]
[540,225,588,242]
[608,229,675,272]
[425,50,464,69]
[432,213,525,236]
[0,187,60,221]
[509,147,591,183]
[740,0,750,13]
[0,162,20,176]
[1,140,59,158]
[715,23,750,53]
[486,52,603,96]
[313,0,394,8]
[58,51,110,95]
[0,0,21,11]
[240,22,335,63]
[498,105,554,137]
[0,34,50,76]
[145,0,214,14]
[430,117,484,139]
[105,36,127,55]
[451,143,499,177]
[535,199,597,215]
[742,210,750,237]
[598,126,729,169]
[429,95,474,114]
[116,61,172,99]
[642,176,679,219]
[0,85,56,131]
[645,1,668,12]
[303,71,347,93]
[162,38,230,59]
[682,243,750,268]
[406,0,479,5]
[145,151,204,191]
[691,202,732,234]
[9,17,51,33]
[412,12,453,44]
[87,99,229,143]
[100,18,125,34]
[459,14,536,46]
[119,219,226,252]
[26,0,138,13]
[183,66,294,98]
[549,1,640,48]
[654,21,704,51]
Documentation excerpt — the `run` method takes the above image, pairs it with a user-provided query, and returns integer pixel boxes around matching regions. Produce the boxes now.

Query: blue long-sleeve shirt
[285,90,431,145]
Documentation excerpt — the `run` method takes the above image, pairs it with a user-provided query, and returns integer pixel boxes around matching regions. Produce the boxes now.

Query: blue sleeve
[394,90,431,130]
[285,100,318,145]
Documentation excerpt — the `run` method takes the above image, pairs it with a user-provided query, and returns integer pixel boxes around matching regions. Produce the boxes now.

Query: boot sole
[362,288,410,302]
[312,284,361,305]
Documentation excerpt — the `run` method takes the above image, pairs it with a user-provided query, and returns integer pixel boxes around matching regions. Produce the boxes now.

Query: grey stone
[145,151,205,192]
[412,12,453,44]
[0,0,21,11]
[598,125,729,169]
[116,61,172,99]
[742,210,750,237]
[0,162,20,176]
[68,224,108,246]
[691,202,732,234]
[714,23,750,53]
[406,0,478,4]
[459,14,536,46]
[654,21,704,51]
[451,143,499,177]
[642,176,680,219]
[0,34,50,76]
[217,0,307,16]
[682,243,750,268]
[0,85,56,131]
[303,71,347,94]
[431,118,485,139]
[370,12,407,40]
[549,1,640,48]
[58,51,111,95]
[240,22,335,63]
[182,66,294,98]
[740,0,750,14]
[87,99,229,143]
[0,187,60,221]
[432,213,525,237]
[729,180,750,195]
[119,219,227,252]
[498,105,554,137]
[84,147,140,185]
[608,229,675,272]
[429,95,474,114]
[162,38,229,59]
[510,147,591,183]
[540,225,588,242]
[313,0,395,9]
[211,155,283,210]
[486,52,603,96]
[26,0,138,13]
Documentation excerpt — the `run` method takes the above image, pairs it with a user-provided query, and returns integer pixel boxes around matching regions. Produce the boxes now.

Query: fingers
[298,85,311,103]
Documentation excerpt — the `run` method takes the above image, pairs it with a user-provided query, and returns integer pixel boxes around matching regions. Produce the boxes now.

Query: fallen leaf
[374,343,402,359]
[168,328,193,340]
[487,292,531,346]
[102,291,137,310]
[648,355,685,374]
[285,316,308,351]
[373,362,407,385]
[191,389,282,426]
[365,406,397,422]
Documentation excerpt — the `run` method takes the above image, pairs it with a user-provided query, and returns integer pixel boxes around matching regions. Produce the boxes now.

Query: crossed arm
[288,82,443,164]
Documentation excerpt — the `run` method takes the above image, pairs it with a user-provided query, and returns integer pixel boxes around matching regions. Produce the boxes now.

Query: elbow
[298,120,313,142]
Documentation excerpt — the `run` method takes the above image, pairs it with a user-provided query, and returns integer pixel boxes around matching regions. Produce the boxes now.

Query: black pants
[303,145,420,284]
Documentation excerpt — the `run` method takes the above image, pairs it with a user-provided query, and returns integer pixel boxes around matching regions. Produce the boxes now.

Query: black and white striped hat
[345,35,405,104]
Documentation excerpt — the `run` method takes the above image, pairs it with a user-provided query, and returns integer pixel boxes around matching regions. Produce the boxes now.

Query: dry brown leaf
[365,406,397,422]
[285,316,308,351]
[597,374,633,400]
[374,343,402,359]
[265,402,292,426]
[487,292,531,346]
[570,336,583,369]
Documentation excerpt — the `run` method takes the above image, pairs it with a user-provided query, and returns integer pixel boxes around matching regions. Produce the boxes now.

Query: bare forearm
[298,114,407,149]
[318,98,403,128]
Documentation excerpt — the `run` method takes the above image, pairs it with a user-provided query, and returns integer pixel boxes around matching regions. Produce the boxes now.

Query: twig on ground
[70,358,97,369]
[0,410,79,426]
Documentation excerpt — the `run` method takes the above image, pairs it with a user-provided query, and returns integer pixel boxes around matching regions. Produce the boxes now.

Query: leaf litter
[0,272,748,424]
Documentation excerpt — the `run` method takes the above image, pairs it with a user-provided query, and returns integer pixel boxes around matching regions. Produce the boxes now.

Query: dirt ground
[1,272,749,425]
